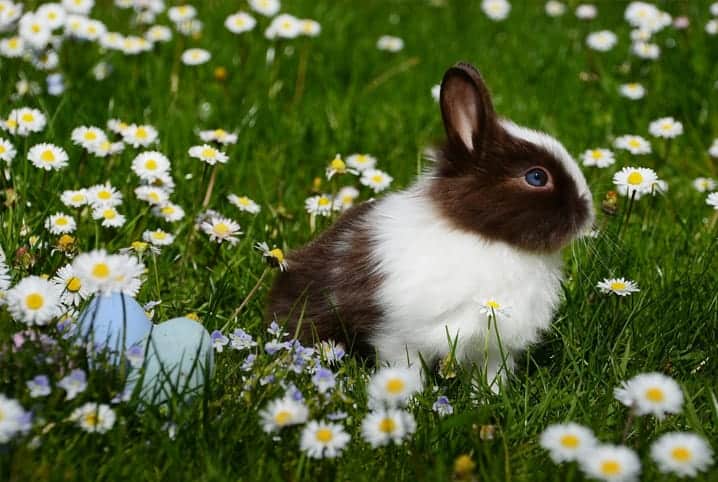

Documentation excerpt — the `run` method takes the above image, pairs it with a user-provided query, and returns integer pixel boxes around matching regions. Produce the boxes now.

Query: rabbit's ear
[440,63,496,154]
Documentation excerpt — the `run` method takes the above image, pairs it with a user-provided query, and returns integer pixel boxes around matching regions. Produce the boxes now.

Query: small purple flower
[125,345,144,369]
[312,366,336,394]
[285,383,304,402]
[327,411,348,421]
[432,395,453,417]
[58,369,87,401]
[265,340,290,355]
[27,375,51,398]
[317,340,346,365]
[260,374,275,385]
[211,330,229,353]
[241,354,256,371]
[267,320,288,338]
[110,386,133,404]
[229,328,257,351]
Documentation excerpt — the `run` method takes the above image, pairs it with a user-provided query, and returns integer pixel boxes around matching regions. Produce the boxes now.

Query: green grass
[1,0,718,480]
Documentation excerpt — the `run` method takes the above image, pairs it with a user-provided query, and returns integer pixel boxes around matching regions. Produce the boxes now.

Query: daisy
[333,186,360,211]
[71,250,120,294]
[346,153,377,171]
[707,20,718,35]
[248,0,280,17]
[145,25,172,42]
[87,140,124,158]
[0,394,31,443]
[228,194,261,214]
[325,154,356,179]
[27,375,52,398]
[266,14,301,39]
[225,11,256,34]
[28,143,68,171]
[107,118,129,135]
[575,4,597,20]
[70,403,116,434]
[19,13,52,50]
[122,124,158,148]
[477,298,510,317]
[545,0,566,16]
[45,213,76,235]
[650,432,714,478]
[255,242,287,271]
[539,423,598,463]
[300,420,351,459]
[61,189,89,208]
[134,185,169,206]
[71,126,107,149]
[0,36,24,58]
[305,194,333,216]
[614,135,651,155]
[181,48,210,66]
[612,166,659,198]
[153,202,185,222]
[579,444,641,482]
[707,192,718,210]
[586,30,617,51]
[377,35,404,52]
[368,366,422,408]
[10,107,47,136]
[360,169,393,193]
[92,206,126,228]
[648,117,683,139]
[0,138,17,163]
[142,229,174,246]
[300,19,320,37]
[692,177,716,193]
[167,4,196,23]
[362,409,416,448]
[259,396,309,433]
[596,278,640,296]
[481,0,510,20]
[52,264,90,307]
[625,2,671,33]
[188,144,228,165]
[632,41,660,59]
[614,372,683,419]
[709,139,718,158]
[5,276,62,326]
[87,182,123,207]
[581,148,615,168]
[62,0,94,15]
[619,83,645,100]
[200,216,242,245]
[198,128,237,145]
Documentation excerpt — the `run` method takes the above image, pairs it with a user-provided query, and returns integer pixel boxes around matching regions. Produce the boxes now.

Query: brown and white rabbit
[267,62,594,388]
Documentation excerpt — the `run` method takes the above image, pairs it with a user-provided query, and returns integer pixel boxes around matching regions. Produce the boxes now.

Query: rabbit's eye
[524,168,549,187]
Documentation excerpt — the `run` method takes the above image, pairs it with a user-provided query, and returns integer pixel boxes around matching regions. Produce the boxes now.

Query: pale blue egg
[78,293,152,356]
[125,317,214,405]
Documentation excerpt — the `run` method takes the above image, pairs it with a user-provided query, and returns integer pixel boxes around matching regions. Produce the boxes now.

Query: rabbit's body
[268,63,594,387]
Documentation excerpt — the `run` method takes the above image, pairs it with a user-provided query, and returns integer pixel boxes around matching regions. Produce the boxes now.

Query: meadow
[1,0,717,480]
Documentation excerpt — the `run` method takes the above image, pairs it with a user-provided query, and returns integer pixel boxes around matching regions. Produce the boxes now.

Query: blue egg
[78,293,153,358]
[124,317,214,405]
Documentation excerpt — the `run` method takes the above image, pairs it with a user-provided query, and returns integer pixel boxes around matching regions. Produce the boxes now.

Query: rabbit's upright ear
[440,63,496,155]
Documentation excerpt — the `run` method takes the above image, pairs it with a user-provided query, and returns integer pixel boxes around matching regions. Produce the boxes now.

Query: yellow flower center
[269,248,284,262]
[83,413,98,427]
[145,159,157,170]
[485,300,500,309]
[371,174,384,184]
[31,24,41,34]
[8,38,18,49]
[67,277,82,292]
[560,434,580,449]
[92,263,110,278]
[671,446,692,462]
[378,418,396,433]
[318,197,330,207]
[274,410,291,425]
[103,209,116,220]
[627,172,643,185]
[627,139,641,148]
[71,193,85,203]
[41,150,55,162]
[136,127,148,139]
[315,428,334,443]
[97,190,112,200]
[330,157,346,172]
[201,147,216,158]
[661,123,673,131]
[238,197,250,206]
[355,154,368,164]
[213,223,230,236]
[645,387,665,402]
[21,113,34,122]
[591,150,603,159]
[152,231,167,240]
[385,378,405,395]
[84,131,97,140]
[48,12,57,20]
[234,18,245,27]
[600,461,622,476]
[148,192,160,203]
[161,206,175,215]
[0,145,5,154]
[55,217,68,226]
[342,195,353,205]
[213,129,226,138]
[25,293,44,310]
[610,281,626,291]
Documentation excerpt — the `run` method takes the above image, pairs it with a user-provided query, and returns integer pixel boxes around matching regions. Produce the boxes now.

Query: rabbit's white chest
[368,188,564,366]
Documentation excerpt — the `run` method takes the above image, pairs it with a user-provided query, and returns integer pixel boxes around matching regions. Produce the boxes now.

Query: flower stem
[617,190,637,241]
[202,163,219,209]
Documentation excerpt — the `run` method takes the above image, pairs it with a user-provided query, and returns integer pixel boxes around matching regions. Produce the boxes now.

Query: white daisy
[360,168,393,193]
[300,420,351,459]
[228,194,261,214]
[333,186,360,211]
[614,135,651,155]
[361,409,416,448]
[142,229,174,246]
[614,372,683,419]
[586,30,617,51]
[70,403,116,434]
[71,126,107,149]
[145,25,172,42]
[200,216,242,245]
[482,0,510,20]
[632,41,660,59]
[368,366,422,408]
[188,144,228,165]
[692,177,716,193]
[248,0,280,17]
[579,444,641,482]
[575,4,597,20]
[325,154,357,179]
[619,83,645,100]
[152,202,185,222]
[52,264,90,307]
[648,117,683,139]
[596,278,640,296]
[45,212,76,235]
[0,138,17,163]
[705,192,718,210]
[61,189,89,208]
[255,242,287,271]
[225,11,256,34]
[650,432,714,478]
[87,140,124,158]
[707,19,718,35]
[259,396,309,433]
[134,185,169,206]
[198,128,237,145]
[181,48,210,66]
[28,143,68,171]
[305,194,333,217]
[5,275,62,326]
[87,182,122,208]
[107,118,129,135]
[545,1,566,17]
[131,152,170,181]
[8,107,47,136]
[122,124,158,148]
[581,148,615,168]
[72,250,143,295]
[62,0,94,15]
[346,153,377,172]
[92,206,126,228]
[477,298,510,317]
[300,19,320,37]
[377,35,404,52]
[19,13,52,50]
[0,36,25,58]
[265,14,301,39]
[167,4,195,23]
[612,166,659,199]
[540,423,598,463]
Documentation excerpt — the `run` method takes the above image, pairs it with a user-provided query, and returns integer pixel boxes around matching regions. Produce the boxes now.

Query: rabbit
[267,62,594,389]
